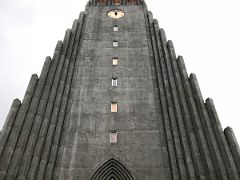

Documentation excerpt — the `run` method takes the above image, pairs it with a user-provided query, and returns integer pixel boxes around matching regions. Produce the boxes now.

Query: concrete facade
[0,0,239,179]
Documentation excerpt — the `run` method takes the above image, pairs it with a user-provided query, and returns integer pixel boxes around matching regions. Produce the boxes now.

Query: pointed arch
[91,158,134,180]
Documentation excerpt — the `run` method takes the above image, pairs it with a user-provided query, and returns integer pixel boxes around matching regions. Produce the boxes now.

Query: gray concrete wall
[0,1,240,180]
[58,5,164,180]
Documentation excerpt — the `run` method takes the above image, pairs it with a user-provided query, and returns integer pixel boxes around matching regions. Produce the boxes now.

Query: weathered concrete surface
[0,1,239,180]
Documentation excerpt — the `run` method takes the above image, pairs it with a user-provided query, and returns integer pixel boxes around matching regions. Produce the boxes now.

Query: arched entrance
[91,158,134,180]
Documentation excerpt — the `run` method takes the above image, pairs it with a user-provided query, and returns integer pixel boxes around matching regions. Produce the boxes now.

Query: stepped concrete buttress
[0,0,239,179]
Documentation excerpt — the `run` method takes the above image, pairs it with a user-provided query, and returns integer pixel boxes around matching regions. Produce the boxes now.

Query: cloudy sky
[0,0,240,142]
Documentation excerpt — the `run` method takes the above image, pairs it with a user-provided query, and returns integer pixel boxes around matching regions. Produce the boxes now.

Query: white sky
[0,0,240,143]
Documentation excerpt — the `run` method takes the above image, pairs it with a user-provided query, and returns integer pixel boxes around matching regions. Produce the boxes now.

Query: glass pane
[110,132,117,143]
[113,26,119,32]
[113,58,118,65]
[112,79,117,87]
[111,103,118,112]
[113,41,118,47]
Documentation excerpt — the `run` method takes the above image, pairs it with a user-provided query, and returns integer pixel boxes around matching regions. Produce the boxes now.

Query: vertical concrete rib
[189,74,228,180]
[224,127,240,177]
[158,27,192,180]
[37,17,83,179]
[154,22,186,179]
[44,13,85,180]
[167,40,197,180]
[0,99,21,157]
[0,74,38,178]
[27,20,78,179]
[16,33,69,180]
[150,19,179,179]
[206,98,240,179]
[14,41,62,180]
[177,58,217,180]
[170,54,205,179]
[147,14,173,179]
[5,57,52,179]
[145,11,168,180]
[16,42,62,180]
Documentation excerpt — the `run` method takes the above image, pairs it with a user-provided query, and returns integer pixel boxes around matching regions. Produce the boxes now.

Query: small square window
[111,102,118,112]
[113,26,119,32]
[110,130,118,143]
[112,58,118,66]
[112,78,118,87]
[113,41,118,47]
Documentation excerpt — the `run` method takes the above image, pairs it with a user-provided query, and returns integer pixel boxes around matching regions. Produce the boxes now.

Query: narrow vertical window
[113,41,118,47]
[110,130,118,143]
[112,78,118,87]
[113,26,119,32]
[112,58,118,66]
[111,102,118,112]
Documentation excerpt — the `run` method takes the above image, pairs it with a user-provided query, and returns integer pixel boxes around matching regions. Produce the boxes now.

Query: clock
[108,9,125,19]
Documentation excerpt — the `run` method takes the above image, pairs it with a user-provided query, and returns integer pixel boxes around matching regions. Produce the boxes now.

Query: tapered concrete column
[205,98,239,179]
[159,27,191,180]
[149,19,180,180]
[27,29,73,179]
[224,127,240,176]
[45,13,85,180]
[146,16,173,180]
[36,19,82,179]
[167,40,198,180]
[27,21,78,179]
[190,74,228,180]
[0,99,21,156]
[0,73,38,179]
[6,57,52,179]
[173,54,205,180]
[156,24,187,180]
[177,58,216,180]
[5,58,51,180]
[16,40,64,180]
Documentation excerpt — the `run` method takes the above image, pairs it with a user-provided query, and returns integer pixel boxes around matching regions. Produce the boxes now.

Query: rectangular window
[113,41,118,47]
[113,26,119,32]
[110,130,118,143]
[112,78,118,87]
[111,102,118,112]
[112,58,118,66]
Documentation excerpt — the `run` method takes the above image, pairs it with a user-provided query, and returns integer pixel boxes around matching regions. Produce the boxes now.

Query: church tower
[0,0,240,179]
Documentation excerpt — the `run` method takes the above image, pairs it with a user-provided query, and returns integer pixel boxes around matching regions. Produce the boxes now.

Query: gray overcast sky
[0,0,240,143]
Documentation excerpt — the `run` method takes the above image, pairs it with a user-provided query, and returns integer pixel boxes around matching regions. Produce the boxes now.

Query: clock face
[108,9,125,19]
